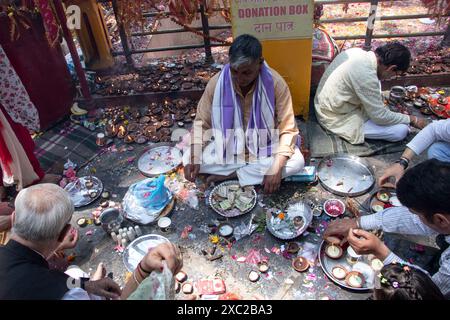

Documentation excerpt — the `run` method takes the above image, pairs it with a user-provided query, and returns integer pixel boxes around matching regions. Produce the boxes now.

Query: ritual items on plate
[210,182,256,217]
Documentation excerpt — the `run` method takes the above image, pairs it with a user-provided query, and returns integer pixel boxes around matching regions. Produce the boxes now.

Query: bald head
[12,184,74,242]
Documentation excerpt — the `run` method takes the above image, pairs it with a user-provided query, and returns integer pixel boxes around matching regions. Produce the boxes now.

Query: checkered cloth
[34,121,100,172]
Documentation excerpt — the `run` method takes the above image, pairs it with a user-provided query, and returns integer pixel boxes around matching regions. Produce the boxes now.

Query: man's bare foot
[206,172,238,186]
[92,262,106,280]
[40,173,62,185]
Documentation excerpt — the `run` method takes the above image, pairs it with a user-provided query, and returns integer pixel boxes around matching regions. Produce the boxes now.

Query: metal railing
[100,0,448,66]
[103,0,230,66]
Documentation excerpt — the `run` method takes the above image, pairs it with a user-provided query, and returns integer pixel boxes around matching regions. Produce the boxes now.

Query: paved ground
[66,110,438,300]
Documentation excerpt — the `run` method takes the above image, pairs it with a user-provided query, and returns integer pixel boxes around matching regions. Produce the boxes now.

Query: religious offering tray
[123,234,170,272]
[317,155,375,197]
[266,201,313,240]
[64,176,103,208]
[137,145,183,177]
[318,240,382,292]
[369,188,401,213]
[209,181,257,218]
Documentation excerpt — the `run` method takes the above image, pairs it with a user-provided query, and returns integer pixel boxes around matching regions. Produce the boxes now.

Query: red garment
[0,102,44,185]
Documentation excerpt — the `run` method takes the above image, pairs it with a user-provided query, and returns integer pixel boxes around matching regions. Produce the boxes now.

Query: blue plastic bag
[133,176,169,210]
[122,176,172,224]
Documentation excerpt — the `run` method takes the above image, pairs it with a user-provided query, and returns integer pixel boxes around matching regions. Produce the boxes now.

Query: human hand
[347,228,390,260]
[141,242,183,275]
[57,227,78,251]
[323,219,358,245]
[262,168,282,194]
[378,163,405,187]
[410,116,428,130]
[84,277,121,300]
[184,164,200,182]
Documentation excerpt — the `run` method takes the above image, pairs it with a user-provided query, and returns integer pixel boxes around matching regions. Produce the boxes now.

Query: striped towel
[211,62,276,160]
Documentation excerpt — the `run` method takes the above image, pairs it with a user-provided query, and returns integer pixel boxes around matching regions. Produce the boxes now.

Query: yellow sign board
[231,0,314,41]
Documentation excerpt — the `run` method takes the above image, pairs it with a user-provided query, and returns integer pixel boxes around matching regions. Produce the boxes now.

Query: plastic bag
[123,176,172,224]
[127,261,174,300]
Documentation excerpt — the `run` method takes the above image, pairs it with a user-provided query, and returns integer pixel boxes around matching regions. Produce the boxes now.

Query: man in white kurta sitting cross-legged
[183,34,304,193]
[314,42,427,145]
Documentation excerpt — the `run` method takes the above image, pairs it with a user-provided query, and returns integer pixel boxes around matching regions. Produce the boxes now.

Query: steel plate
[266,201,313,240]
[137,145,182,177]
[123,234,170,272]
[317,154,375,197]
[209,180,257,218]
[318,241,373,292]
[64,176,104,208]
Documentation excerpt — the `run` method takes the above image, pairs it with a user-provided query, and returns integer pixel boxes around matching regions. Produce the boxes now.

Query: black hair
[396,159,450,219]
[374,263,444,300]
[229,34,262,65]
[374,42,411,72]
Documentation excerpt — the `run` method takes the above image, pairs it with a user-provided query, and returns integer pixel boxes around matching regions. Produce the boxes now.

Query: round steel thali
[123,234,170,272]
[137,145,183,177]
[317,154,375,197]
[64,176,104,208]
[209,180,257,218]
[318,241,374,292]
[266,201,313,240]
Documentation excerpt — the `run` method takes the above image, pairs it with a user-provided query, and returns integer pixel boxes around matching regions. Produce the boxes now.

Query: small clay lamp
[287,242,300,254]
[325,244,343,259]
[182,283,193,294]
[85,180,94,189]
[77,217,88,228]
[127,123,138,132]
[135,135,147,144]
[376,190,391,203]
[332,265,348,280]
[371,201,385,213]
[258,261,269,273]
[292,256,309,272]
[101,191,110,200]
[105,123,117,137]
[175,271,188,283]
[139,116,151,124]
[89,191,98,199]
[117,125,127,139]
[124,135,134,144]
[293,216,304,229]
[248,270,260,282]
[345,271,365,288]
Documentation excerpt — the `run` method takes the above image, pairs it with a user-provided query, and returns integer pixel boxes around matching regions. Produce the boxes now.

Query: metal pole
[111,0,133,67]
[200,0,214,64]
[364,0,378,51]
[52,0,92,100]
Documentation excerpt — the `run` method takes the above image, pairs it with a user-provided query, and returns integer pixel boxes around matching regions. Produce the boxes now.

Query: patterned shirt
[361,206,450,297]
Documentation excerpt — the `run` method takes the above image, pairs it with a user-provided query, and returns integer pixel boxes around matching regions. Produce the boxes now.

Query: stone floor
[65,112,438,300]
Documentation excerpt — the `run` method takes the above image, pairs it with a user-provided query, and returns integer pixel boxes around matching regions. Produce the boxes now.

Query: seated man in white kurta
[183,34,304,193]
[314,42,427,145]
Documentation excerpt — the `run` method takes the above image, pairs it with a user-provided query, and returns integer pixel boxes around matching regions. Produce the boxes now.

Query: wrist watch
[395,158,409,170]
[79,277,90,290]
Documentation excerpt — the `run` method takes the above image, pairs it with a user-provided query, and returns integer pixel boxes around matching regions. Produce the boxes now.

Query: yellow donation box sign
[231,0,314,117]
